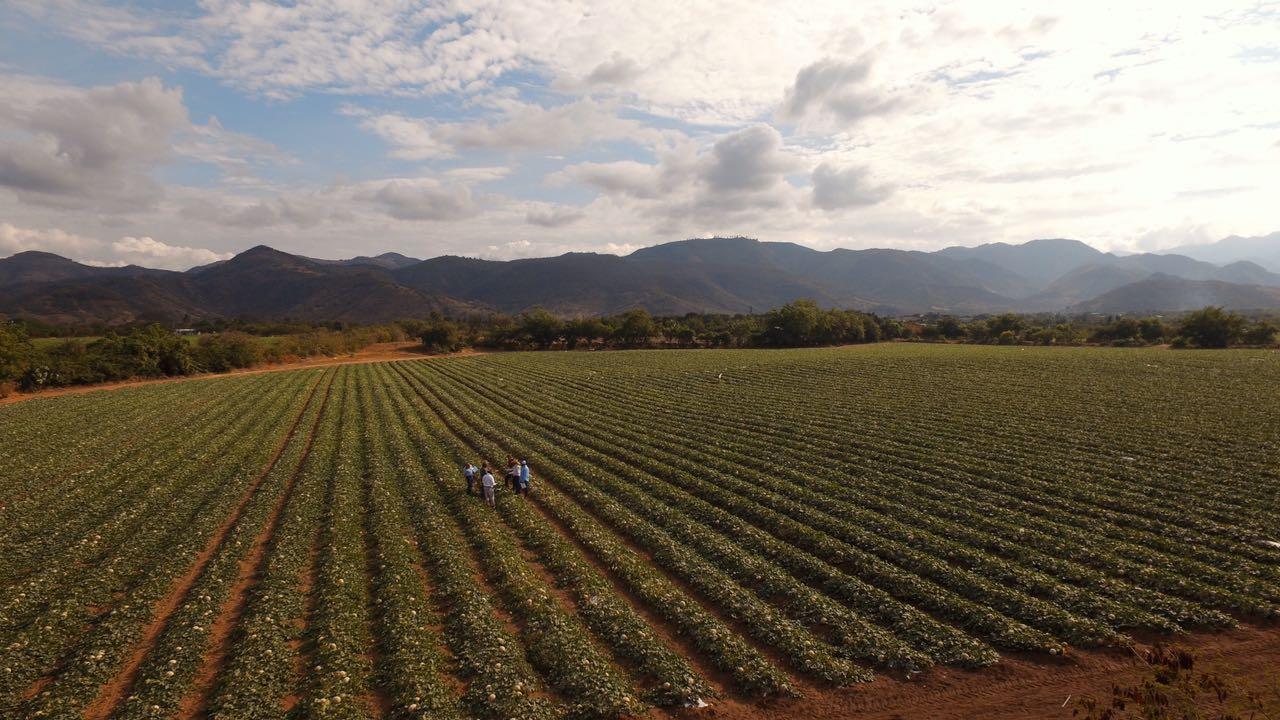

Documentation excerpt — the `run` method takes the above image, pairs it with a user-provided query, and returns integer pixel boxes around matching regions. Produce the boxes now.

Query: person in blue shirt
[463,462,477,495]
[519,460,531,495]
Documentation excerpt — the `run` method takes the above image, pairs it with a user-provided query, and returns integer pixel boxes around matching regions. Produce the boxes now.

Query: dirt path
[655,622,1280,720]
[0,342,485,406]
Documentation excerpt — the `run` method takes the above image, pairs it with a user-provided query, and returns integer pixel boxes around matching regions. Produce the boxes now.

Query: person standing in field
[481,466,496,507]
[519,460,531,495]
[463,462,477,495]
[506,457,520,492]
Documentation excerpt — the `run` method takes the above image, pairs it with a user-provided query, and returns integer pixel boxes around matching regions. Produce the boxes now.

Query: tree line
[412,302,1276,353]
[3,303,1273,397]
[907,306,1276,349]
[0,322,405,396]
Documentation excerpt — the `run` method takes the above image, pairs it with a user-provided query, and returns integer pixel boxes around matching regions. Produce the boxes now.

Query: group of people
[463,457,532,507]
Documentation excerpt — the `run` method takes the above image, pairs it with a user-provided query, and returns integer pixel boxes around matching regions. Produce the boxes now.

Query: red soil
[80,372,328,720]
[656,623,1280,720]
[175,369,337,719]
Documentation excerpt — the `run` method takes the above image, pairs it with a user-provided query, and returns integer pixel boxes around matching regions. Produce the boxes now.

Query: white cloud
[179,193,341,229]
[526,205,586,228]
[561,124,805,230]
[4,1,1280,260]
[0,222,230,270]
[175,116,294,177]
[778,56,907,128]
[0,222,97,257]
[109,236,233,269]
[357,99,648,159]
[356,113,453,160]
[810,163,893,211]
[0,77,188,211]
[368,178,478,221]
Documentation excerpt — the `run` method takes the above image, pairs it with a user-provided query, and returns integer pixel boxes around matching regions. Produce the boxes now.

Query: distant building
[174,328,199,336]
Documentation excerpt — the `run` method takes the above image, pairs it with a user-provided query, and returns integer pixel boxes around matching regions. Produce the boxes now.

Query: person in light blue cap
[519,459,531,495]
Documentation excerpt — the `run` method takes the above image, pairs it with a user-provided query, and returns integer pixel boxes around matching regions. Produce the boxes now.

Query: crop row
[367,365,714,708]
[484,355,1280,616]
[10,372,320,717]
[476,358,1257,624]
[392,362,867,685]
[112,368,336,720]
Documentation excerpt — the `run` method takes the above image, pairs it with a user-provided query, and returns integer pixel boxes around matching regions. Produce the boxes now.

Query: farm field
[1,344,1277,719]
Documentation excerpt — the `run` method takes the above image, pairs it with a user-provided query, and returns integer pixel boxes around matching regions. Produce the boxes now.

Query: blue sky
[0,1,1278,269]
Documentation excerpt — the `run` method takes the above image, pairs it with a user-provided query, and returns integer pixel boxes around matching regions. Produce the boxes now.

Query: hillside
[3,236,1280,324]
[1071,274,1280,313]
[1167,232,1280,272]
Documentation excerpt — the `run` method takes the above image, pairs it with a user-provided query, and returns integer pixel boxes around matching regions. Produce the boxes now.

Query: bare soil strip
[174,369,338,720]
[283,541,321,714]
[359,471,395,720]
[81,372,328,720]
[400,529,469,700]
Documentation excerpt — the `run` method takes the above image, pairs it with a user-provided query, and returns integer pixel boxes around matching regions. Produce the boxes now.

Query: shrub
[1242,322,1277,347]
[195,331,263,372]
[1177,307,1244,348]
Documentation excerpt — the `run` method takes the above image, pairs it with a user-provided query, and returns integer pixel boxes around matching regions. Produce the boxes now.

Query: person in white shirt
[481,467,497,507]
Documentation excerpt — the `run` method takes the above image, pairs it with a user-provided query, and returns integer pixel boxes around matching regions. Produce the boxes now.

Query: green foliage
[613,308,655,345]
[563,316,611,348]
[1242,321,1277,346]
[0,321,33,382]
[418,312,463,353]
[194,330,262,372]
[517,307,564,349]
[1177,306,1245,348]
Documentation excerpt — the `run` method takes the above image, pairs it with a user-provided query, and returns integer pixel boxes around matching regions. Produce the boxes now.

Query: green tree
[519,307,564,349]
[986,313,1025,338]
[1177,306,1245,348]
[1242,321,1277,346]
[564,316,610,348]
[614,308,655,346]
[419,313,462,352]
[195,331,262,372]
[1138,317,1167,343]
[762,300,821,346]
[937,315,964,340]
[0,321,33,383]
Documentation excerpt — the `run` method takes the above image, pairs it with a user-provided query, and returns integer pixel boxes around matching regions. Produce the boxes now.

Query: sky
[0,1,1277,270]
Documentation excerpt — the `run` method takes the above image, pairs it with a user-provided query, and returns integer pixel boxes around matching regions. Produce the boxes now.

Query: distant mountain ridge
[1166,232,1280,272]
[2,235,1279,325]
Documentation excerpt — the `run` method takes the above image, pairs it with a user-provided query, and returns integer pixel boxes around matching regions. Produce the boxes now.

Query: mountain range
[1,235,1278,325]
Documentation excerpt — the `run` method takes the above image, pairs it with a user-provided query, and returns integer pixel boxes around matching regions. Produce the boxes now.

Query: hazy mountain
[1072,274,1280,313]
[935,238,1107,291]
[1166,232,1280,272]
[316,251,423,270]
[5,235,1280,324]
[1024,254,1280,310]
[395,242,855,315]
[628,237,1018,312]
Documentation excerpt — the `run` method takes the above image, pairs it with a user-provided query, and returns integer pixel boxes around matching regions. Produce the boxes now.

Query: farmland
[1,344,1277,719]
